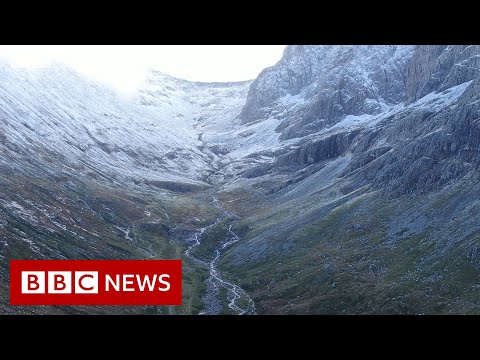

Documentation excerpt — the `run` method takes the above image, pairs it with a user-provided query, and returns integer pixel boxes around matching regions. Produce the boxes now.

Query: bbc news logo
[21,271,100,294]
[10,260,182,305]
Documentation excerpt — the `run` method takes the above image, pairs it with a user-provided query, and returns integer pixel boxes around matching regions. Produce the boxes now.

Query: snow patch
[412,81,473,109]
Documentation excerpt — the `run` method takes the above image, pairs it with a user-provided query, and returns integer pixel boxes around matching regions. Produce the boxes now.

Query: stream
[184,197,256,315]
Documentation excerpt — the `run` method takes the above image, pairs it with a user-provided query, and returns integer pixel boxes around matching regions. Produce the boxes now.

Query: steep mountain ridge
[240,46,413,136]
[0,62,210,186]
[406,45,480,102]
[226,46,480,193]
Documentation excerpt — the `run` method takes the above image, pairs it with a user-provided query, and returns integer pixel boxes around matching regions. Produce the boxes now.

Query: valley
[1,45,480,314]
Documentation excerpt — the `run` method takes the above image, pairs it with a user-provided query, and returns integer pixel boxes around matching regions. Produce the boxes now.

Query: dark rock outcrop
[240,45,414,139]
[406,45,480,103]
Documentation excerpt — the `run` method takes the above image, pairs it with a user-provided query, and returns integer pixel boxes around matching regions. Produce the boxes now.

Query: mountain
[1,45,480,314]
[0,63,250,314]
[219,45,480,314]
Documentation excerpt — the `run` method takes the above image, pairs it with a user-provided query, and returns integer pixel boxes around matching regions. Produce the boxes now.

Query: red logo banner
[10,260,182,305]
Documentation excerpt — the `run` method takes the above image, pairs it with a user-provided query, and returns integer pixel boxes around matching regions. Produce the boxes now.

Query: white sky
[0,45,286,94]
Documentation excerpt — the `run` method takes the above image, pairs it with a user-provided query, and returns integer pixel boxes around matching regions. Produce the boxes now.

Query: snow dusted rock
[0,63,250,187]
[406,45,480,103]
[215,46,480,199]
[240,45,414,140]
[2,46,478,196]
[136,70,251,133]
[468,245,480,271]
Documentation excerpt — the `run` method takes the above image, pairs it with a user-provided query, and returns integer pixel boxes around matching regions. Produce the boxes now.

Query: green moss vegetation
[0,171,225,314]
[219,186,480,314]
[3,167,480,314]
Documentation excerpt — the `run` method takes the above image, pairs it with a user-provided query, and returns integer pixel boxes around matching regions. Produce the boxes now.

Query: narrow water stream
[184,197,256,315]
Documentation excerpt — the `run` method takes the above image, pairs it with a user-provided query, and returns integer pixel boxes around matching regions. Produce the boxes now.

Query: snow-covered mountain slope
[198,46,480,189]
[2,45,478,192]
[137,70,251,133]
[241,46,414,131]
[135,71,252,179]
[198,46,415,182]
[204,46,415,166]
[2,45,479,215]
[0,63,250,188]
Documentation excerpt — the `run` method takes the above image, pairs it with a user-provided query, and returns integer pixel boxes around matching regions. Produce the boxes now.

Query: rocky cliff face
[406,45,480,102]
[232,45,480,197]
[240,45,413,139]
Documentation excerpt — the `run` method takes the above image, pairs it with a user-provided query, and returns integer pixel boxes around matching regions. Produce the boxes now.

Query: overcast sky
[0,45,286,94]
